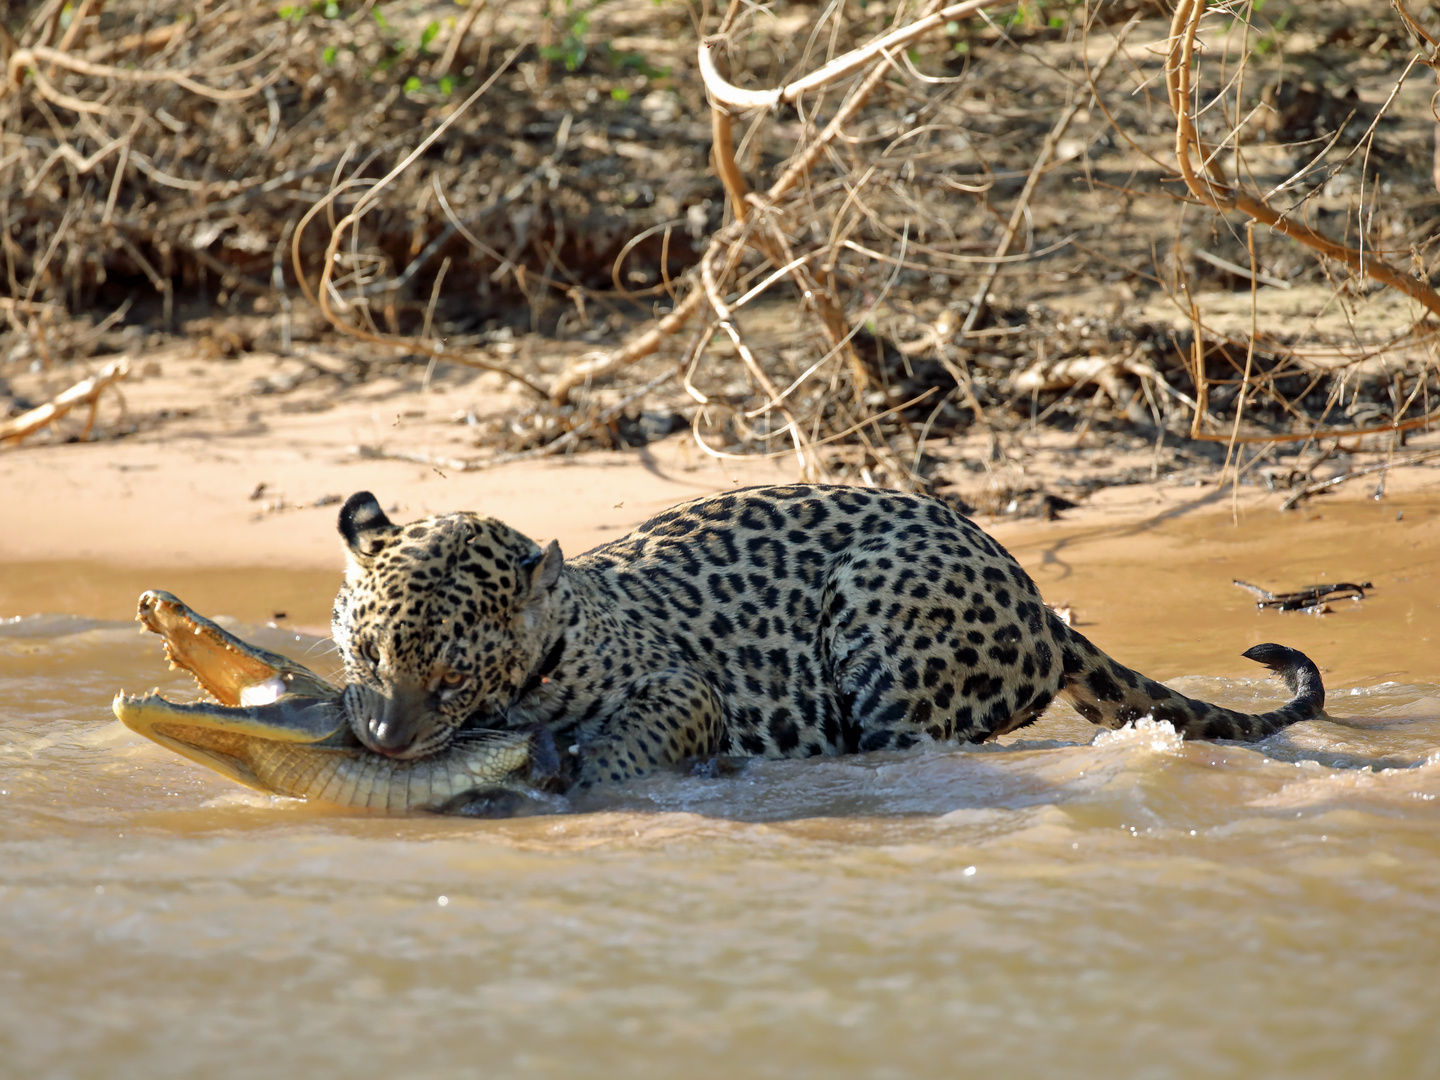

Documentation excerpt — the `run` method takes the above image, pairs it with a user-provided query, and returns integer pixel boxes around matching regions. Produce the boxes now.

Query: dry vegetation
[4,0,1440,512]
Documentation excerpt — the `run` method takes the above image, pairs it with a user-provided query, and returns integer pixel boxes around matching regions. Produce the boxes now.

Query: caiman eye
[440,670,468,688]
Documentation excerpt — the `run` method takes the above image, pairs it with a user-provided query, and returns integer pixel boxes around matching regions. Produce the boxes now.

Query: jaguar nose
[367,715,417,756]
[359,686,427,757]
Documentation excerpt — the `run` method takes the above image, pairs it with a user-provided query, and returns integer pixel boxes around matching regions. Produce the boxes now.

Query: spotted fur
[331,485,1325,787]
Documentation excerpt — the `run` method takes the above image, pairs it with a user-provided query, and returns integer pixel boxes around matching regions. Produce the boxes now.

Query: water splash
[1090,716,1185,754]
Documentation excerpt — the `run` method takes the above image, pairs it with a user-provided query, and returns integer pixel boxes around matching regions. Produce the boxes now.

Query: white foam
[1090,716,1184,754]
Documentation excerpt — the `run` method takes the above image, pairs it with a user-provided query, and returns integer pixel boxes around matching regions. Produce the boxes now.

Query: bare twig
[434,0,489,79]
[961,15,1138,333]
[356,362,684,472]
[294,40,548,396]
[7,42,281,103]
[0,356,130,446]
[1278,447,1440,510]
[1166,0,1440,319]
[552,0,1016,406]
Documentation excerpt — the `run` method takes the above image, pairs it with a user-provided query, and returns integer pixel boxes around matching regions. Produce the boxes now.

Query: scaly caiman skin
[113,590,557,814]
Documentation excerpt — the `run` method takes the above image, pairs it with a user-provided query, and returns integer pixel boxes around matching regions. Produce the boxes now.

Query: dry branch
[960,15,1138,333]
[552,0,1015,408]
[294,40,549,397]
[6,43,281,103]
[1167,0,1440,321]
[1166,0,1440,445]
[356,361,683,472]
[0,356,129,446]
[696,0,1010,111]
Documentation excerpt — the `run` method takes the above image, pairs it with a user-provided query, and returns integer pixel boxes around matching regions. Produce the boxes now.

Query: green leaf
[372,9,389,30]
[322,44,336,64]
[420,20,440,48]
[323,0,338,17]
[404,75,423,93]
[439,75,454,95]
[278,5,295,18]
[610,86,630,102]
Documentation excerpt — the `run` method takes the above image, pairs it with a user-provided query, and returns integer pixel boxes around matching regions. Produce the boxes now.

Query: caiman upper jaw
[118,591,352,788]
[135,590,338,705]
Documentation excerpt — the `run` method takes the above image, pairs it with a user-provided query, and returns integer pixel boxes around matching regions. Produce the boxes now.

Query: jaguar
[331,484,1324,788]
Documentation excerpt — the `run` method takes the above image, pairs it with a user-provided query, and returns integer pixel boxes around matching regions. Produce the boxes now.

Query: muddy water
[2,498,1439,1078]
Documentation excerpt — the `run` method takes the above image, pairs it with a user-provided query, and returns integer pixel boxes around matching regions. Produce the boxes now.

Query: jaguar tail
[1053,613,1324,740]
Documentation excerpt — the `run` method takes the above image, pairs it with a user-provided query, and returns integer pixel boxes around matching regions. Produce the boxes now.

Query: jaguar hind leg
[572,667,725,788]
[824,597,1067,750]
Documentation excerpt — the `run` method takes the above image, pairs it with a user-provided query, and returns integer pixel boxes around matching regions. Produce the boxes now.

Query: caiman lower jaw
[112,690,351,793]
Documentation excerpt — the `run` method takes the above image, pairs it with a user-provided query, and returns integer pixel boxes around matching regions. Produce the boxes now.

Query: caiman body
[113,591,556,813]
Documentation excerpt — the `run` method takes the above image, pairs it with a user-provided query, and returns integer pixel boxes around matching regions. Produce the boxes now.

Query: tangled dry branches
[4,0,1440,503]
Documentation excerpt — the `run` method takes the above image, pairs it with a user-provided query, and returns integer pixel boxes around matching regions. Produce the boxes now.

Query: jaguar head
[330,492,564,758]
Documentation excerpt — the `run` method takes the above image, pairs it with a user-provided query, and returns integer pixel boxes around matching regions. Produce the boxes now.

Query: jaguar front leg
[571,667,726,788]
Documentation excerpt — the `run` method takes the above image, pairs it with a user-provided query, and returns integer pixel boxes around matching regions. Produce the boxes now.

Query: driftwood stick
[1277,447,1440,510]
[0,355,130,445]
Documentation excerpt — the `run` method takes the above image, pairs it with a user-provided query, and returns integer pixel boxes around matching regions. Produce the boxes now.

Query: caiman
[112,590,560,814]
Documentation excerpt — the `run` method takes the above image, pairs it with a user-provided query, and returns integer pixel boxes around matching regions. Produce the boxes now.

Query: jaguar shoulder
[330,484,1324,788]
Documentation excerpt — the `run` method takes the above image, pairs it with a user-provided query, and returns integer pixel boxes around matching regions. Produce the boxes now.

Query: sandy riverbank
[8,348,1440,567]
[6,341,1440,664]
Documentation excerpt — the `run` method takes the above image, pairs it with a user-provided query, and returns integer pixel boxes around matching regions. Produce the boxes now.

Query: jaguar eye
[440,670,468,688]
[361,640,381,666]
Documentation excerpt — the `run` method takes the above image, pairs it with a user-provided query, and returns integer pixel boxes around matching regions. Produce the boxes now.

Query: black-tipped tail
[1057,620,1326,741]
[1241,642,1325,715]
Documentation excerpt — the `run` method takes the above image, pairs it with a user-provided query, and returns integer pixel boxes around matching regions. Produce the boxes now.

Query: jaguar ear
[517,540,563,628]
[338,492,396,561]
[522,539,564,594]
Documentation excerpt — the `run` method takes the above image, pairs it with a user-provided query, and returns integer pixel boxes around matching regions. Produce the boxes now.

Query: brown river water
[2,497,1439,1078]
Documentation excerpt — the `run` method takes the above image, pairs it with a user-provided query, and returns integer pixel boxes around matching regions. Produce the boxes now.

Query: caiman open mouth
[113,591,545,812]
[114,590,354,790]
